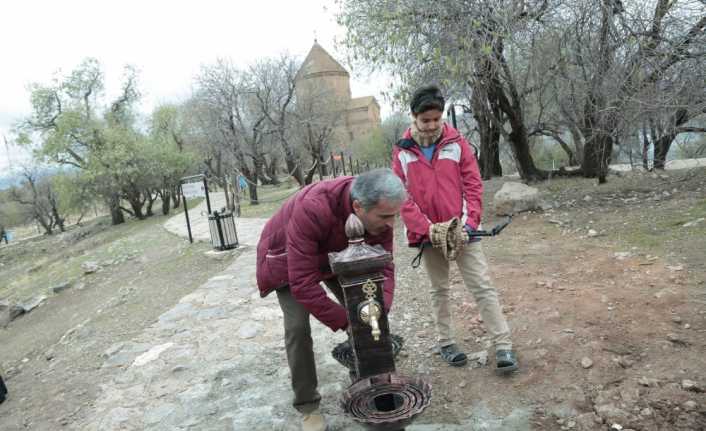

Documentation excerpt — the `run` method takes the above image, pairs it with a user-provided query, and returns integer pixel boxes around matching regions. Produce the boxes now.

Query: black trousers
[275,280,345,414]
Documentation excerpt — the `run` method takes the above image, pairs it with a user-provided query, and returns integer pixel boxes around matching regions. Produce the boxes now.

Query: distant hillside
[0,166,69,190]
[0,172,22,190]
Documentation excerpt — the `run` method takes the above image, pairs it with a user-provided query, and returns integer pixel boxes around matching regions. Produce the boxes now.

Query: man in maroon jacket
[256,168,405,431]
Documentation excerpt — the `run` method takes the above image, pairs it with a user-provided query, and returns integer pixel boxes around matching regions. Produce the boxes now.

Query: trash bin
[208,210,239,251]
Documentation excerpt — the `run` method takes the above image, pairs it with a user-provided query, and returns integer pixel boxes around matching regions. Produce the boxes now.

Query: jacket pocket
[265,248,288,287]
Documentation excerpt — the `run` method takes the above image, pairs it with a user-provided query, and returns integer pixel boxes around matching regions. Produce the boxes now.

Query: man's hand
[463,223,481,243]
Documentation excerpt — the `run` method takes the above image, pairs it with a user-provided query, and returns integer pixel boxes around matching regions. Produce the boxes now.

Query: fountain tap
[359,300,382,341]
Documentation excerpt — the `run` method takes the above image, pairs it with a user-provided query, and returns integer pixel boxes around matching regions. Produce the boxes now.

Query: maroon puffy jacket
[256,176,395,331]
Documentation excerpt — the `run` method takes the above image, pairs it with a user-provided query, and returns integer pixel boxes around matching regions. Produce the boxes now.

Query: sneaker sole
[449,358,468,367]
[495,364,518,375]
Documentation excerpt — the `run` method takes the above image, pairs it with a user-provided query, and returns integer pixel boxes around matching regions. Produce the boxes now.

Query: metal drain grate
[341,372,432,430]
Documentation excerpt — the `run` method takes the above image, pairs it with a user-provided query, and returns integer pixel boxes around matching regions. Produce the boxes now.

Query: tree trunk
[49,198,66,233]
[478,126,502,180]
[507,129,546,181]
[222,178,233,212]
[285,155,305,186]
[472,100,502,180]
[51,207,66,233]
[232,174,241,217]
[109,193,125,225]
[248,160,260,205]
[582,131,613,183]
[224,180,234,212]
[266,154,281,185]
[145,191,155,217]
[172,187,181,209]
[653,133,676,170]
[161,190,171,215]
[248,181,258,205]
[487,64,544,181]
[36,212,53,235]
[124,187,146,220]
[319,152,329,177]
[642,123,650,170]
[128,198,145,219]
[654,108,689,170]
[256,158,274,185]
[304,160,318,185]
[569,126,584,166]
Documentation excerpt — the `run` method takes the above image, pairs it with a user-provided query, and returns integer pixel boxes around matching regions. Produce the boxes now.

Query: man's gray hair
[350,168,406,210]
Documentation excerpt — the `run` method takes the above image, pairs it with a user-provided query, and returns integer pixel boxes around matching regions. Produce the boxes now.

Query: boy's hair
[410,85,445,114]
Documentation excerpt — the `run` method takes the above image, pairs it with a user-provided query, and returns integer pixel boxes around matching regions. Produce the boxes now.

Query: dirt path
[393,213,705,430]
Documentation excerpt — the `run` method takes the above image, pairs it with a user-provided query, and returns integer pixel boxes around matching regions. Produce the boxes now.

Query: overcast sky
[0,0,391,172]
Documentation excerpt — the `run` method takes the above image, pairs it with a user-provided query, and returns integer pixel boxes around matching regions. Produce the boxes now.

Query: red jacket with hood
[255,176,395,331]
[392,123,483,246]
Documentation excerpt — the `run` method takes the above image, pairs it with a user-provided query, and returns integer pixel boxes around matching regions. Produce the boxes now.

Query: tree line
[4,0,704,234]
[4,53,398,232]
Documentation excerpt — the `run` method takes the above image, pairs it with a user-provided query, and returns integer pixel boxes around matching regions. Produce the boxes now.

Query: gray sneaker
[495,349,518,374]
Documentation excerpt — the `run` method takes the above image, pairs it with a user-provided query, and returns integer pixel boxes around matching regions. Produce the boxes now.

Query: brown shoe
[302,409,327,431]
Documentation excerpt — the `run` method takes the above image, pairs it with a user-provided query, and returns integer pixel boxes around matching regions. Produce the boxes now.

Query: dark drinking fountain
[328,214,432,431]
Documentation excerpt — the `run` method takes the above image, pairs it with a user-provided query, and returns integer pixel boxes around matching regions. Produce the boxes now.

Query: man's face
[352,198,402,236]
[413,109,443,133]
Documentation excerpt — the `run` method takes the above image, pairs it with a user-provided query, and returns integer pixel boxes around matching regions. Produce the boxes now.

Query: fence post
[355,160,361,175]
[330,152,337,178]
[341,152,347,176]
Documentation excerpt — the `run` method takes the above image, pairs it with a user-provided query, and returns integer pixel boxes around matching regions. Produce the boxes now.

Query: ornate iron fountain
[328,214,432,431]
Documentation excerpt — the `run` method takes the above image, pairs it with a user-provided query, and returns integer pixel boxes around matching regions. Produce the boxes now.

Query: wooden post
[341,152,347,176]
[330,152,337,177]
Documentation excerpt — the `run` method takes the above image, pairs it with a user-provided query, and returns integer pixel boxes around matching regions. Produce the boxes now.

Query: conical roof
[296,42,350,81]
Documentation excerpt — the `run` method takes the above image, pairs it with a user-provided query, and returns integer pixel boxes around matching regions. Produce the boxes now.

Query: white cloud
[0,0,393,172]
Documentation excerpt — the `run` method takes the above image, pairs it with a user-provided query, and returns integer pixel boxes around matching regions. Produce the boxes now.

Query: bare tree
[248,54,306,185]
[544,0,706,180]
[195,59,268,205]
[9,168,66,235]
[293,87,346,184]
[337,0,559,181]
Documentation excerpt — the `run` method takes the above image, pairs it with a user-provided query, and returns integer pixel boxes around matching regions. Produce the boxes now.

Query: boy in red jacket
[392,85,518,374]
[256,168,406,431]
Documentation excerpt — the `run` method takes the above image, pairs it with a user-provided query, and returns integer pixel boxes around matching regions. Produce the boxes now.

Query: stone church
[295,42,381,154]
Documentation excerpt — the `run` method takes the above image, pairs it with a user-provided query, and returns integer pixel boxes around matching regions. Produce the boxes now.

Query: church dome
[296,42,351,101]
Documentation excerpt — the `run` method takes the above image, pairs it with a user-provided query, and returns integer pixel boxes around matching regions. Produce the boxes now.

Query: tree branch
[676,127,706,133]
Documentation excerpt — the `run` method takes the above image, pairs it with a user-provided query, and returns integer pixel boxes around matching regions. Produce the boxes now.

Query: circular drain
[341,372,431,430]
